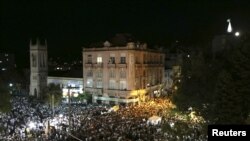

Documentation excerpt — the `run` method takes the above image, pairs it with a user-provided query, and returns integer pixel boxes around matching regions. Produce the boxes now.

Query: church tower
[29,38,48,98]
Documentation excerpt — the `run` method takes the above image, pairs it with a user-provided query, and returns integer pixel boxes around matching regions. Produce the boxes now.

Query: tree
[229,40,250,122]
[0,79,11,113]
[212,37,250,124]
[83,91,92,103]
[213,71,243,124]
[173,52,213,113]
[42,83,62,116]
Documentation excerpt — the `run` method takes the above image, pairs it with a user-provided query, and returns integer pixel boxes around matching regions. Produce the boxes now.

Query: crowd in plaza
[0,96,207,141]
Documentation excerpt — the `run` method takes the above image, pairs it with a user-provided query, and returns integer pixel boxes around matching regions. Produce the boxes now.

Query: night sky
[1,0,250,68]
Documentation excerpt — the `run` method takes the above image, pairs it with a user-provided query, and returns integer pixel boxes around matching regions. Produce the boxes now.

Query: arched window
[34,88,37,97]
[32,54,37,67]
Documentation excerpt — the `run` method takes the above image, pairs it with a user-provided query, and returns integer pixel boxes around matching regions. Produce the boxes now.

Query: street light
[67,85,72,133]
[51,93,55,118]
[235,31,240,37]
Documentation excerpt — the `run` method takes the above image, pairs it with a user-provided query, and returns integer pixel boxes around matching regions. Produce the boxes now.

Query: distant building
[163,42,183,94]
[0,53,16,71]
[48,57,82,72]
[47,76,83,98]
[82,41,165,105]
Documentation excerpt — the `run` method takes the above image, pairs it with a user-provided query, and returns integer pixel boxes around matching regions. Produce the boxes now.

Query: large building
[83,41,165,105]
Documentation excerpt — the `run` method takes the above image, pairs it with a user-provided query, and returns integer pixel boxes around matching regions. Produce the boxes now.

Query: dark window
[87,55,92,63]
[120,57,126,64]
[109,57,115,64]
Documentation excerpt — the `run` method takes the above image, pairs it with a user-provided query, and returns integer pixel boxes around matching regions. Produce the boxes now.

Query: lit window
[86,79,93,87]
[96,80,103,88]
[2,68,6,71]
[119,81,127,90]
[109,80,116,89]
[0,60,2,63]
[97,57,102,63]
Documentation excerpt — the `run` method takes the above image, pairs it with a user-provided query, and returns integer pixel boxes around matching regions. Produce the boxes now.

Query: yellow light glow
[130,89,147,96]
[174,86,178,90]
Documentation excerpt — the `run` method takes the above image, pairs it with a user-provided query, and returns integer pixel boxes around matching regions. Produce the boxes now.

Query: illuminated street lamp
[235,31,240,37]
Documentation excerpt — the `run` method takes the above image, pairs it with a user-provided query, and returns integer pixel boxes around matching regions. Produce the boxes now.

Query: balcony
[107,89,130,97]
[116,63,127,68]
[107,63,116,68]
[93,63,103,68]
[85,63,93,67]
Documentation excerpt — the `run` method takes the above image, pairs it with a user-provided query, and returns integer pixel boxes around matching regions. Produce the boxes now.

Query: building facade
[83,42,165,105]
[29,38,48,98]
[47,76,83,98]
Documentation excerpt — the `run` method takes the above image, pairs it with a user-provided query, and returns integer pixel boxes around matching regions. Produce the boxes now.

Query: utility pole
[67,85,72,133]
[51,92,55,118]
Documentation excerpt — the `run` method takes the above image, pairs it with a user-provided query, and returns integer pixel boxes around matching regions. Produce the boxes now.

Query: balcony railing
[107,63,116,68]
[85,63,93,67]
[116,63,127,68]
[93,63,103,68]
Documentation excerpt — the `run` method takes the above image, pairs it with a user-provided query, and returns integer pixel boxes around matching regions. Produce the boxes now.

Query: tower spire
[227,19,233,33]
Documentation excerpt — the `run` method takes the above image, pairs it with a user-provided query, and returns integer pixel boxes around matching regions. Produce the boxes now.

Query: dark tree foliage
[173,52,215,115]
[0,79,11,113]
[42,83,62,106]
[173,35,250,124]
[213,40,250,124]
[213,71,243,124]
[229,40,250,122]
[83,91,92,103]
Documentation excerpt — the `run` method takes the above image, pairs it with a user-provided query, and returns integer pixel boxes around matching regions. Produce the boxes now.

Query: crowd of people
[0,96,207,141]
